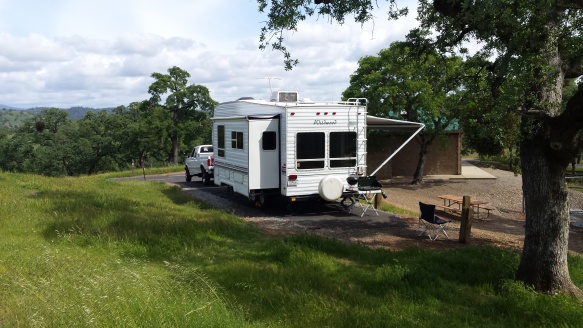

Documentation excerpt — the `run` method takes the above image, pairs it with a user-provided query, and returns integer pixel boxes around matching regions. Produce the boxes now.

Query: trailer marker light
[316,112,321,115]
[332,112,336,115]
[324,112,328,115]
[290,112,295,116]
[287,174,298,186]
[291,197,297,202]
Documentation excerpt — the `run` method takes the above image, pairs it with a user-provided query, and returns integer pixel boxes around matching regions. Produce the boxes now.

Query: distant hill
[0,106,114,130]
[25,106,114,120]
[0,104,25,110]
[0,108,34,130]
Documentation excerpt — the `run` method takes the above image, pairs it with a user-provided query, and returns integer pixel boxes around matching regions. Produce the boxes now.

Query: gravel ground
[383,161,583,218]
[387,164,517,218]
[384,168,526,219]
[178,163,583,253]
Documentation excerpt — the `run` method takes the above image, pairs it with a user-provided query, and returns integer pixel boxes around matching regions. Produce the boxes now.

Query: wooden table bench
[475,204,496,218]
[437,195,494,219]
[434,203,462,215]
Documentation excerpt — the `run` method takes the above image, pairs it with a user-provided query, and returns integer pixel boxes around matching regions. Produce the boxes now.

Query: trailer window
[231,131,243,150]
[217,125,225,157]
[296,132,325,169]
[330,132,357,168]
[262,131,277,151]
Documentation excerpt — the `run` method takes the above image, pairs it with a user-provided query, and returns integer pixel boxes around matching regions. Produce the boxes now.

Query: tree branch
[516,108,552,119]
[558,0,583,9]
[556,83,583,130]
[564,62,583,79]
[545,84,583,160]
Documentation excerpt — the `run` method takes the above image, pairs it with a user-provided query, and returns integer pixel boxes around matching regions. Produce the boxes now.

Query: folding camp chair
[348,176,386,217]
[418,202,451,241]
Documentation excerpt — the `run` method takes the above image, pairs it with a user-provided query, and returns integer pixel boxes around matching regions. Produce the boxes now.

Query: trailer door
[248,118,280,190]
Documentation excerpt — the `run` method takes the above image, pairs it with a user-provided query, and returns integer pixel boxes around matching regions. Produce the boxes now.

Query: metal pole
[370,124,425,176]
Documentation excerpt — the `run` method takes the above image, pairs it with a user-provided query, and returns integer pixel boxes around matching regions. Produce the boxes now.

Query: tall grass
[1,172,582,327]
[103,164,184,178]
[0,173,243,327]
[378,202,418,217]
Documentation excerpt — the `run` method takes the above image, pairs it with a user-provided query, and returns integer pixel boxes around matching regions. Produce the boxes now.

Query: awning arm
[369,123,425,176]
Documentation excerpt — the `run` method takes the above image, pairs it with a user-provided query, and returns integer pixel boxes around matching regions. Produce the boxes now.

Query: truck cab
[185,145,214,185]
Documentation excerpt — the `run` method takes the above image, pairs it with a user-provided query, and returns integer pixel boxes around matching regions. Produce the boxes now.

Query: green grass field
[1,171,583,327]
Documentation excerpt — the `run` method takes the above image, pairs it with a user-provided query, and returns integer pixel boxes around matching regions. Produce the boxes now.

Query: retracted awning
[366,115,424,130]
[366,115,425,176]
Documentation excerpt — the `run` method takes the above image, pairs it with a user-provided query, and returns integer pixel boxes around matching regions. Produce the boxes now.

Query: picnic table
[436,194,494,219]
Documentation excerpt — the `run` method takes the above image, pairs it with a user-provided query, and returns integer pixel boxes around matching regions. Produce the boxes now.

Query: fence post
[374,193,382,210]
[459,195,473,243]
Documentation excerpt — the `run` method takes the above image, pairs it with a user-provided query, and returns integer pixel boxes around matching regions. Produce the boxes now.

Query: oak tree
[148,66,217,164]
[258,0,583,297]
[343,41,463,183]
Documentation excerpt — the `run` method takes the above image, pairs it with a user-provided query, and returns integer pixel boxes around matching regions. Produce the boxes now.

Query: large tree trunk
[170,108,180,164]
[517,86,583,298]
[412,135,429,184]
[171,136,179,165]
[515,29,582,297]
[515,13,583,297]
[516,133,580,295]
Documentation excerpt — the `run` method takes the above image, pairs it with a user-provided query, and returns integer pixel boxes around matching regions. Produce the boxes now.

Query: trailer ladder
[343,98,368,175]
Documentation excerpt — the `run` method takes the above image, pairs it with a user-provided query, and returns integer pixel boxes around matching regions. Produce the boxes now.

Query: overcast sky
[0,0,419,109]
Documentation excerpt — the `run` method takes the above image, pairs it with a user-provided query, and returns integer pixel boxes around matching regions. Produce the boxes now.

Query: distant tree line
[0,66,217,176]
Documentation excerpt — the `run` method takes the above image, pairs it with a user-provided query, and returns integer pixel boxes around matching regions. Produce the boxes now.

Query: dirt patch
[239,165,583,255]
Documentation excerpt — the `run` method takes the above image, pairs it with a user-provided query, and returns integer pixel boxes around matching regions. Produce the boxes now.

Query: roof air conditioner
[271,91,298,102]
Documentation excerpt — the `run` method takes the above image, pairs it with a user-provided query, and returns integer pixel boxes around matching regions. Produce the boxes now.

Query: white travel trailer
[211,91,424,207]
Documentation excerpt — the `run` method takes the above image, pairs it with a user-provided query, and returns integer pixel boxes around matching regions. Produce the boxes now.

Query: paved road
[115,172,396,223]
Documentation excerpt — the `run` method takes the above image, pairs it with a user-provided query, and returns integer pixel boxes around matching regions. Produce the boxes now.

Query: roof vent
[271,91,298,102]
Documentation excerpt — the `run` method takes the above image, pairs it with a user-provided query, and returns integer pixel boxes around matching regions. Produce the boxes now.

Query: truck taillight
[288,174,297,181]
[208,155,214,166]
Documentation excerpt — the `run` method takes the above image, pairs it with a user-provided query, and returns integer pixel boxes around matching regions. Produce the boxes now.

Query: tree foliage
[343,40,463,183]
[455,55,521,164]
[148,66,217,164]
[258,0,408,70]
[0,67,215,176]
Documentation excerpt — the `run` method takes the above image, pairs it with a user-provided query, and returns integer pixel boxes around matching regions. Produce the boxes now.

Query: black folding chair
[418,202,451,241]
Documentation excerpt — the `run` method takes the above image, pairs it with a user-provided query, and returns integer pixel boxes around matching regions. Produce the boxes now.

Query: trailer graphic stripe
[214,160,249,173]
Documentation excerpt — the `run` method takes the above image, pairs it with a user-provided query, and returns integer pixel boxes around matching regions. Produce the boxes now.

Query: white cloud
[0,33,72,62]
[0,0,420,108]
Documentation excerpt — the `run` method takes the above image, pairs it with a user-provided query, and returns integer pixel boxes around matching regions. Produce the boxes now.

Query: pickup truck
[185,145,214,185]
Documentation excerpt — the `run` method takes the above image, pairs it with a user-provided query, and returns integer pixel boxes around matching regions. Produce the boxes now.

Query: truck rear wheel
[185,168,192,182]
[202,169,212,186]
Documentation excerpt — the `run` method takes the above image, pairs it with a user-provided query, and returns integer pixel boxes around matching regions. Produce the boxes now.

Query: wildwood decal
[313,119,337,125]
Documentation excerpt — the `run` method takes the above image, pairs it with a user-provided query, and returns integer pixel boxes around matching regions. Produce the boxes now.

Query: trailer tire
[251,194,267,207]
[319,176,344,201]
